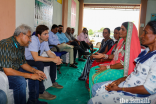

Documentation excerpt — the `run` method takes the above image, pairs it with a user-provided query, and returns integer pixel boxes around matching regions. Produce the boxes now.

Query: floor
[39,58,90,104]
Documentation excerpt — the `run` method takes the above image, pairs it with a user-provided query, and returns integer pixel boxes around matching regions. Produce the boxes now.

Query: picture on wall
[151,14,156,21]
[34,0,53,29]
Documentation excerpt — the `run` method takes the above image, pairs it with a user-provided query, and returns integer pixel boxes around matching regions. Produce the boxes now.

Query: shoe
[83,55,87,59]
[93,49,97,52]
[69,64,78,68]
[52,82,63,89]
[39,91,56,100]
[74,62,78,65]
[78,77,85,81]
[82,52,90,55]
[78,58,85,61]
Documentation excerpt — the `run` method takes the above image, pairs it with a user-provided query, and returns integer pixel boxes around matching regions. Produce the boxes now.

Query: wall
[83,0,141,4]
[145,0,156,25]
[0,0,15,40]
[67,0,79,35]
[52,0,62,25]
[16,0,35,31]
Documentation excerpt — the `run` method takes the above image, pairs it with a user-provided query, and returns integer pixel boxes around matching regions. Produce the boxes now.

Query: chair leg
[57,65,61,74]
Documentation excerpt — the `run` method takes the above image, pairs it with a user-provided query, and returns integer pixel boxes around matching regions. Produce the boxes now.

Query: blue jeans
[0,89,7,104]
[8,67,39,104]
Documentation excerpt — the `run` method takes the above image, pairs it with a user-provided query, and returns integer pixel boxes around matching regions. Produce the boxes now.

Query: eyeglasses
[25,34,32,39]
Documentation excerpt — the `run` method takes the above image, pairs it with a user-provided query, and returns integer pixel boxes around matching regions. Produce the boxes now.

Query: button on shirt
[65,32,76,41]
[56,32,69,43]
[48,31,60,45]
[77,32,90,43]
[0,36,27,71]
[25,35,50,60]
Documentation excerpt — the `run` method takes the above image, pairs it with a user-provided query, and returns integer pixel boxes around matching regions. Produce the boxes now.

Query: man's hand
[95,65,107,73]
[78,41,80,45]
[34,69,47,79]
[53,56,62,65]
[31,73,45,81]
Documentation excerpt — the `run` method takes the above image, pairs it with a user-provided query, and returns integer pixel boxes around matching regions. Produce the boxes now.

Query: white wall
[52,0,62,25]
[83,0,141,4]
[16,0,35,30]
[145,0,156,25]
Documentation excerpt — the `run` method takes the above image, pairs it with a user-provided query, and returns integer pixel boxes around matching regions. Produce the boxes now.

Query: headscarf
[124,22,141,76]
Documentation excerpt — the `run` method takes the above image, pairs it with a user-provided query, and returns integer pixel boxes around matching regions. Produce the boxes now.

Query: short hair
[51,24,58,30]
[71,28,75,30]
[114,27,121,31]
[122,22,129,30]
[104,28,110,34]
[13,24,32,36]
[58,25,63,27]
[83,28,87,31]
[147,21,156,34]
[35,25,49,36]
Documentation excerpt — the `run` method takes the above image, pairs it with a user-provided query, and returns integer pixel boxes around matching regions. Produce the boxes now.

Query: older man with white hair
[0,24,47,104]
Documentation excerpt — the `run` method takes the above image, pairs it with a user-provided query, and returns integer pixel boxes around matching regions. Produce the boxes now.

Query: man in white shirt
[25,25,63,100]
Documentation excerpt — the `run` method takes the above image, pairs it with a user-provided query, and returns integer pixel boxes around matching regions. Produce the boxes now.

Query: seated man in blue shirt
[57,25,89,62]
[25,25,63,101]
[48,24,77,68]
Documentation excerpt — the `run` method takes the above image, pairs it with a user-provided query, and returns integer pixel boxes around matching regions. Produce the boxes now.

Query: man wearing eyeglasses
[0,24,48,104]
[25,25,63,101]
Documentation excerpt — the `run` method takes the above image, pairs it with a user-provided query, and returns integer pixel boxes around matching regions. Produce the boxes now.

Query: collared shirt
[48,31,60,45]
[77,32,90,43]
[0,36,27,71]
[56,32,69,43]
[64,32,76,41]
[25,35,50,60]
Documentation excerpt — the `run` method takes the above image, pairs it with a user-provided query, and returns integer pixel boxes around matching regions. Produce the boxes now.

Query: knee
[35,61,44,71]
[0,90,7,104]
[17,76,27,88]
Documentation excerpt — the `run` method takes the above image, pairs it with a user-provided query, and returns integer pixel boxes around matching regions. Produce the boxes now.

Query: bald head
[66,27,71,35]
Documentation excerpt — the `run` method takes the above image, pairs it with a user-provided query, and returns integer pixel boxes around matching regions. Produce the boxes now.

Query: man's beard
[58,30,62,33]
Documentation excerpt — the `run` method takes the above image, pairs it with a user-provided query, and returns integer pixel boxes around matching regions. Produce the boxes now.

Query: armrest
[49,45,60,52]
[0,71,9,97]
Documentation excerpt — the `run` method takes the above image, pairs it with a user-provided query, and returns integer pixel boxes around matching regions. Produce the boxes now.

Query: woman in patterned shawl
[89,22,141,97]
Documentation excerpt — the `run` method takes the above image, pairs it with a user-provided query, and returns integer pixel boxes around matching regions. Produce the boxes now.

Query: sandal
[69,64,78,68]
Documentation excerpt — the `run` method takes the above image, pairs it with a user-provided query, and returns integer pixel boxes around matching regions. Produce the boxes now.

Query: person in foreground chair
[0,24,48,104]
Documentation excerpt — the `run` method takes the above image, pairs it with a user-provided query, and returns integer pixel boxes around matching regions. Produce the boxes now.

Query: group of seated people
[1,20,156,104]
[78,21,156,104]
[48,25,95,68]
[0,22,95,104]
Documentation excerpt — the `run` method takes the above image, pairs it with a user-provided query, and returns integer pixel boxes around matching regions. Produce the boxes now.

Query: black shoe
[74,62,78,65]
[82,52,90,55]
[78,58,85,61]
[93,49,97,52]
[78,77,85,81]
[69,64,78,68]
[83,55,87,59]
